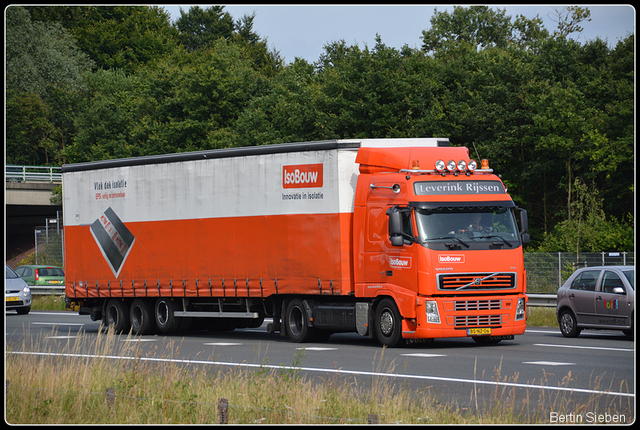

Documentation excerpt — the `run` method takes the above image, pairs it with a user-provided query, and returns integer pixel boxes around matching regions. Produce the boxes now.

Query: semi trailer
[63,138,529,347]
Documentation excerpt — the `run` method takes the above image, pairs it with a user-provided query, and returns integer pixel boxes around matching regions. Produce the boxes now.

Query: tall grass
[5,327,633,424]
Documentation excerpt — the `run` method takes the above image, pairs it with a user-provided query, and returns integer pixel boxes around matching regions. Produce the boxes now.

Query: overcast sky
[162,4,635,64]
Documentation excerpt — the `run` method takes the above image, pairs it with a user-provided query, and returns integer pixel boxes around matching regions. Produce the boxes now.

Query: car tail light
[35,269,39,281]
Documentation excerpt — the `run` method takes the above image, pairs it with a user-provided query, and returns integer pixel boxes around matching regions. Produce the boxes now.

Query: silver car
[556,265,634,337]
[5,265,32,314]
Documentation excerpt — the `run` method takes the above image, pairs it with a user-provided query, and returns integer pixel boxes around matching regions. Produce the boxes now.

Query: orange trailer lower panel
[65,212,354,299]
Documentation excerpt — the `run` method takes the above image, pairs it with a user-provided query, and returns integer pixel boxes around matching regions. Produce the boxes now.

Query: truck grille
[437,272,516,291]
[451,315,502,327]
[454,299,502,311]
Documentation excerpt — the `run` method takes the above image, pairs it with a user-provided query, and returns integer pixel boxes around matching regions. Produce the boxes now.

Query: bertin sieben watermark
[550,411,627,424]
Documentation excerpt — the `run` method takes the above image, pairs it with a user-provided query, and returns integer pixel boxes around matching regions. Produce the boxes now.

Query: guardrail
[29,285,65,296]
[5,164,62,182]
[526,293,557,308]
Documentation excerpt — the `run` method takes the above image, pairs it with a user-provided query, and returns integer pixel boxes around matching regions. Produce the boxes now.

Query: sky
[162,4,635,64]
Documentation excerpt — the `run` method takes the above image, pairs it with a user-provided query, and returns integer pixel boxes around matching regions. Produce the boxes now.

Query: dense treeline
[5,6,634,251]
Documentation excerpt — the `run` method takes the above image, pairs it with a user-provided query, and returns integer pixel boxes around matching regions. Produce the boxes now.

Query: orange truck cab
[63,138,528,347]
[353,141,528,346]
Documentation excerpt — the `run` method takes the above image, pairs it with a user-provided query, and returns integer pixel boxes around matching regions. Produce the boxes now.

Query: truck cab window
[415,206,520,248]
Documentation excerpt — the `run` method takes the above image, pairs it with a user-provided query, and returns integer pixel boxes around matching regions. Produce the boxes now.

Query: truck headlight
[426,300,441,324]
[515,298,525,321]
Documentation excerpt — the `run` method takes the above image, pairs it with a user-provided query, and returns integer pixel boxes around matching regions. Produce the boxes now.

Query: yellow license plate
[468,328,491,336]
[48,280,62,284]
[6,297,19,302]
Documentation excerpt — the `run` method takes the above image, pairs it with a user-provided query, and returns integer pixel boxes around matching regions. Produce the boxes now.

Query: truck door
[364,205,416,288]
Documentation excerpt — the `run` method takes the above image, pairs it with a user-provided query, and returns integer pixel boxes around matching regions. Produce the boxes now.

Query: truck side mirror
[516,207,530,246]
[386,205,412,247]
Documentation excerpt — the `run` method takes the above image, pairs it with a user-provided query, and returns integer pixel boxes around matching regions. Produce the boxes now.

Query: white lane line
[121,339,158,342]
[46,336,78,339]
[32,322,85,326]
[523,361,575,366]
[401,353,447,358]
[296,347,337,351]
[534,343,633,352]
[203,342,243,346]
[10,351,632,398]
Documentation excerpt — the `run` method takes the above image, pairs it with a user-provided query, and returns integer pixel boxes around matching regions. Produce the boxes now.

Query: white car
[5,265,32,314]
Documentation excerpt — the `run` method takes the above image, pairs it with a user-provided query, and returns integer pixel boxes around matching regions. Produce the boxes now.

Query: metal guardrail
[526,293,557,308]
[5,164,62,182]
[29,285,65,296]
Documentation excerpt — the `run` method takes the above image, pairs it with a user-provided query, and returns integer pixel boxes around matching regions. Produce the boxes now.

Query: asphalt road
[5,310,635,423]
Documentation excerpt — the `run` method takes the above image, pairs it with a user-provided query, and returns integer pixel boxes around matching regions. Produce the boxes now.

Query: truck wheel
[375,298,405,347]
[286,299,315,342]
[106,299,131,333]
[154,298,180,334]
[559,309,581,338]
[130,298,155,335]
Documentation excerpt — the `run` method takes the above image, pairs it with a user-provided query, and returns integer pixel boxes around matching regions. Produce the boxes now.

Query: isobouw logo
[283,164,323,189]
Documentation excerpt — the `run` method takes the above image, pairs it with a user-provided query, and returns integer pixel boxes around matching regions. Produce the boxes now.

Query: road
[5,310,635,422]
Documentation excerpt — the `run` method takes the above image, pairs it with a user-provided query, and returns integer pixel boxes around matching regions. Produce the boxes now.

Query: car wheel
[105,299,131,333]
[16,306,31,315]
[559,310,581,338]
[374,298,405,347]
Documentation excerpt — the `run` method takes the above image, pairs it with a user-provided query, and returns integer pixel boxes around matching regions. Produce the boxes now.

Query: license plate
[468,327,491,336]
[6,297,19,302]
[48,280,62,284]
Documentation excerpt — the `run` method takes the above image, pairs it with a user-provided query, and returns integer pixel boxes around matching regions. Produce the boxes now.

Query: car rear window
[39,268,65,276]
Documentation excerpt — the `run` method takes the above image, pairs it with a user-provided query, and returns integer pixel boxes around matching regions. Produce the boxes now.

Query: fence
[5,164,62,182]
[33,217,64,268]
[524,252,634,294]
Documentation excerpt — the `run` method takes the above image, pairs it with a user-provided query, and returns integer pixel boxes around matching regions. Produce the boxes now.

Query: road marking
[401,353,446,358]
[534,343,633,352]
[32,322,85,326]
[9,351,633,398]
[122,338,157,342]
[46,336,78,339]
[296,347,337,351]
[523,361,575,366]
[203,342,243,346]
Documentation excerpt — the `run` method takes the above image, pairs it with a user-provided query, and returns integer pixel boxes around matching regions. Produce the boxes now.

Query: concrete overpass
[5,165,62,262]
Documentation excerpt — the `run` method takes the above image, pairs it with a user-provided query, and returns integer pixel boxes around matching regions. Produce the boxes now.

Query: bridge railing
[5,164,62,183]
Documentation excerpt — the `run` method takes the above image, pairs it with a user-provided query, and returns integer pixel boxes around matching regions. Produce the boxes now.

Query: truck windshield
[414,206,520,247]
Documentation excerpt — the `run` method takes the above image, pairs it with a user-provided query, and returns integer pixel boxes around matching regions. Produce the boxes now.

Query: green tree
[420,6,548,53]
[28,5,179,75]
[6,6,94,97]
[174,5,234,51]
[536,179,634,252]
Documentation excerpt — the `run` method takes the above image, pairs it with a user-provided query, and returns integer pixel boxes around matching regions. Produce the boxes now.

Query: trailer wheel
[105,299,131,333]
[375,298,405,347]
[286,299,315,342]
[130,299,155,335]
[154,298,180,334]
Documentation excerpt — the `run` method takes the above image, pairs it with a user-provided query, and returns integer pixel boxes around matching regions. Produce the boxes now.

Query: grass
[5,326,633,424]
